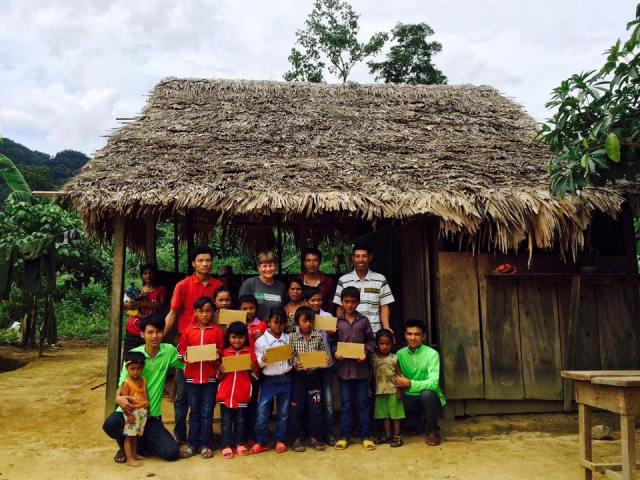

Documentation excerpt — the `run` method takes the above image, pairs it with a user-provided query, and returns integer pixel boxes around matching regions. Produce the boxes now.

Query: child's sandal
[309,439,325,451]
[390,436,404,448]
[236,444,250,456]
[221,447,234,459]
[200,447,214,458]
[334,439,349,450]
[292,439,306,452]
[180,445,197,458]
[362,439,376,451]
[374,436,391,445]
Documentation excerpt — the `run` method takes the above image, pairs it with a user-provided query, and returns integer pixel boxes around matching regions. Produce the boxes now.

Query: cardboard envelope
[314,315,337,331]
[222,354,252,372]
[265,344,293,363]
[218,309,247,326]
[186,344,217,363]
[299,351,328,369]
[336,342,365,359]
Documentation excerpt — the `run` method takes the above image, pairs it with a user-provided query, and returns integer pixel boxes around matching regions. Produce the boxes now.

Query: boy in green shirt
[102,314,184,463]
[395,319,446,446]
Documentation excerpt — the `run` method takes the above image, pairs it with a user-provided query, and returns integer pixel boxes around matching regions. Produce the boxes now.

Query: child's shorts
[374,394,405,420]
[123,408,147,436]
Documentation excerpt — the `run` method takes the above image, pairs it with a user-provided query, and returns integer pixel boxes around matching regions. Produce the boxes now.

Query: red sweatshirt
[247,318,267,350]
[177,321,225,384]
[216,345,259,408]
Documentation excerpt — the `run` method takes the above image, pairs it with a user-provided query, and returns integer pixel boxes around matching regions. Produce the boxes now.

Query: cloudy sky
[0,0,636,156]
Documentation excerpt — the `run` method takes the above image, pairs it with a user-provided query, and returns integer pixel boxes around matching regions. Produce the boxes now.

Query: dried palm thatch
[62,78,637,254]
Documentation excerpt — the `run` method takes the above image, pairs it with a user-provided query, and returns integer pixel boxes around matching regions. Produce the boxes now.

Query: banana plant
[0,135,32,198]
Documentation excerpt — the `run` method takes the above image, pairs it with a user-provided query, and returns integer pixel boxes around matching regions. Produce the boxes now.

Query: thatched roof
[63,78,635,253]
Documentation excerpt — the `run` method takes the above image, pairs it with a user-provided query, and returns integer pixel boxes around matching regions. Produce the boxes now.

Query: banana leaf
[0,152,31,194]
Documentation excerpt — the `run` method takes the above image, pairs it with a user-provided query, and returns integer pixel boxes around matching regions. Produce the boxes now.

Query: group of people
[103,242,445,466]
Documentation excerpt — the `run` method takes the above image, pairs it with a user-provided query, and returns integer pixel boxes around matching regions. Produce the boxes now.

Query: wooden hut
[62,79,640,416]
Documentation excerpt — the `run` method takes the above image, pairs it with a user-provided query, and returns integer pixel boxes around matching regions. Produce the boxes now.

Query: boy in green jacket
[395,319,446,446]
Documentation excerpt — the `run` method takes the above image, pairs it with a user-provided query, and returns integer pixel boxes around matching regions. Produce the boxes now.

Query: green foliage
[0,328,20,345]
[0,136,31,195]
[368,23,447,85]
[538,4,640,195]
[54,281,110,342]
[284,0,388,83]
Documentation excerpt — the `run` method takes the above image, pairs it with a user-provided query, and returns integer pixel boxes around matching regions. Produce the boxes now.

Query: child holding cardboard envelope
[332,287,376,451]
[216,322,259,459]
[289,306,330,453]
[177,296,224,459]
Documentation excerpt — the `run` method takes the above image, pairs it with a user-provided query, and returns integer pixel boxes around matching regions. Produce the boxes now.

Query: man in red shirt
[297,247,336,314]
[165,246,223,444]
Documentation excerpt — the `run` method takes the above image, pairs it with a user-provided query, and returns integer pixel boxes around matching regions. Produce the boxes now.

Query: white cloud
[0,0,637,154]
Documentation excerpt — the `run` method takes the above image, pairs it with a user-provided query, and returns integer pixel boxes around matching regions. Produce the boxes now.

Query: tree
[283,0,388,83]
[538,4,640,195]
[368,23,447,85]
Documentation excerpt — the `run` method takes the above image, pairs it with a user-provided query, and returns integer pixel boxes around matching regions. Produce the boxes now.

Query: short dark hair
[404,318,427,334]
[224,321,248,348]
[139,313,166,333]
[194,296,214,310]
[287,278,304,290]
[352,240,372,255]
[303,286,322,301]
[341,286,360,302]
[301,247,323,264]
[376,328,394,345]
[268,307,288,326]
[124,350,146,368]
[190,245,214,263]
[294,306,315,325]
[139,263,157,276]
[238,294,258,308]
[213,286,232,300]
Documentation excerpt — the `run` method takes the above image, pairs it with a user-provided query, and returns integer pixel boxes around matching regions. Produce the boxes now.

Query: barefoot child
[333,286,376,451]
[216,321,259,459]
[289,306,330,453]
[373,329,405,447]
[177,296,224,459]
[252,307,292,454]
[120,351,150,467]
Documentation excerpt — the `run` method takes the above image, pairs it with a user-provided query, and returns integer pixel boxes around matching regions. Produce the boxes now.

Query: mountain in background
[0,137,89,200]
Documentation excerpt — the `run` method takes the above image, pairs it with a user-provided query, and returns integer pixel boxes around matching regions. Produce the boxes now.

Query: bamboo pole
[186,214,194,274]
[173,221,179,273]
[105,216,126,419]
[144,216,156,264]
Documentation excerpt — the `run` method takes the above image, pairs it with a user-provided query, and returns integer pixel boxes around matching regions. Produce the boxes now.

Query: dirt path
[0,345,634,480]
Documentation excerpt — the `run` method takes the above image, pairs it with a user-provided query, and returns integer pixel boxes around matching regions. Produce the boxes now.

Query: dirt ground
[0,344,637,480]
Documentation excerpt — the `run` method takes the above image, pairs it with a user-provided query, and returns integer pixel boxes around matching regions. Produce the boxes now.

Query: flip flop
[292,439,306,452]
[200,447,214,459]
[426,433,441,446]
[309,439,325,451]
[275,442,287,453]
[180,445,197,458]
[236,445,250,456]
[362,439,376,451]
[222,447,234,459]
[390,435,404,448]
[114,448,126,464]
[334,439,349,450]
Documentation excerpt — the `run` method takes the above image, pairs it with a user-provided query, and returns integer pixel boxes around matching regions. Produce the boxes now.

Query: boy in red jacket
[177,296,224,459]
[216,321,259,459]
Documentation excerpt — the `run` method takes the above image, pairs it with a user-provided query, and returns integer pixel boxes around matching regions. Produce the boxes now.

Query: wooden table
[562,370,640,479]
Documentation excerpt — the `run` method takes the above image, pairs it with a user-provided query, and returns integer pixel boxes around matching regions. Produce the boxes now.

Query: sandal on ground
[250,443,270,454]
[222,447,234,459]
[362,439,376,451]
[275,442,287,453]
[180,445,198,458]
[426,433,441,446]
[292,439,306,452]
[334,439,349,450]
[236,444,250,456]
[374,436,391,445]
[309,438,325,451]
[114,449,126,464]
[390,436,404,448]
[200,447,214,459]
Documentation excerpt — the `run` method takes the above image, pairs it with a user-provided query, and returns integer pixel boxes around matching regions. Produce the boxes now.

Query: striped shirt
[333,270,394,332]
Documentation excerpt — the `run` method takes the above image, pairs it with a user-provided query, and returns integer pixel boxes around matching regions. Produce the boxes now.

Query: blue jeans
[255,374,292,445]
[173,369,188,441]
[339,378,370,440]
[220,404,247,448]
[321,367,335,440]
[186,382,217,450]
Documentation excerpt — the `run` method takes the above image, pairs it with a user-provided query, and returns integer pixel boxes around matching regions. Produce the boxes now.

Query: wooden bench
[562,370,640,479]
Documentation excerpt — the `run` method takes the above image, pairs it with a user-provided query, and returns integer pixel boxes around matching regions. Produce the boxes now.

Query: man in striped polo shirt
[333,241,395,332]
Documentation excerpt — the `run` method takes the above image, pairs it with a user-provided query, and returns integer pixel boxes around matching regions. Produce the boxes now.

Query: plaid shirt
[289,329,328,371]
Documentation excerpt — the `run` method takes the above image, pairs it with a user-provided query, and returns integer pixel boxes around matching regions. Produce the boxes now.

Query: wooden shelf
[485,273,640,284]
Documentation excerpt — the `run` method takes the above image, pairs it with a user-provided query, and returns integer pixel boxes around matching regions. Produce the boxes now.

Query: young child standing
[252,307,292,454]
[373,329,405,447]
[177,296,224,459]
[333,286,376,451]
[120,351,150,467]
[213,286,233,326]
[304,286,337,446]
[216,321,259,459]
[289,306,330,453]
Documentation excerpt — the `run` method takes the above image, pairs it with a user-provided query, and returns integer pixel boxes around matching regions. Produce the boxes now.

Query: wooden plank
[562,370,640,381]
[463,399,563,416]
[596,283,639,369]
[620,414,636,480]
[579,403,593,480]
[478,254,525,400]
[436,252,484,399]
[144,216,156,264]
[105,216,126,419]
[575,383,640,415]
[591,376,640,387]
[516,255,563,400]
[581,461,640,473]
[399,223,428,325]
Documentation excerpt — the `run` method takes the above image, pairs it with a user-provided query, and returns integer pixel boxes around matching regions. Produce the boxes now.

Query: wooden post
[564,275,581,411]
[620,414,636,480]
[105,216,126,419]
[276,225,283,275]
[578,403,593,480]
[186,214,194,274]
[173,221,179,273]
[144,216,156,264]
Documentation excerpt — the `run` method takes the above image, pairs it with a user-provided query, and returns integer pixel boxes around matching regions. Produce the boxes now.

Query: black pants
[402,390,441,435]
[102,412,179,461]
[245,378,259,441]
[288,370,324,441]
[220,404,247,448]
